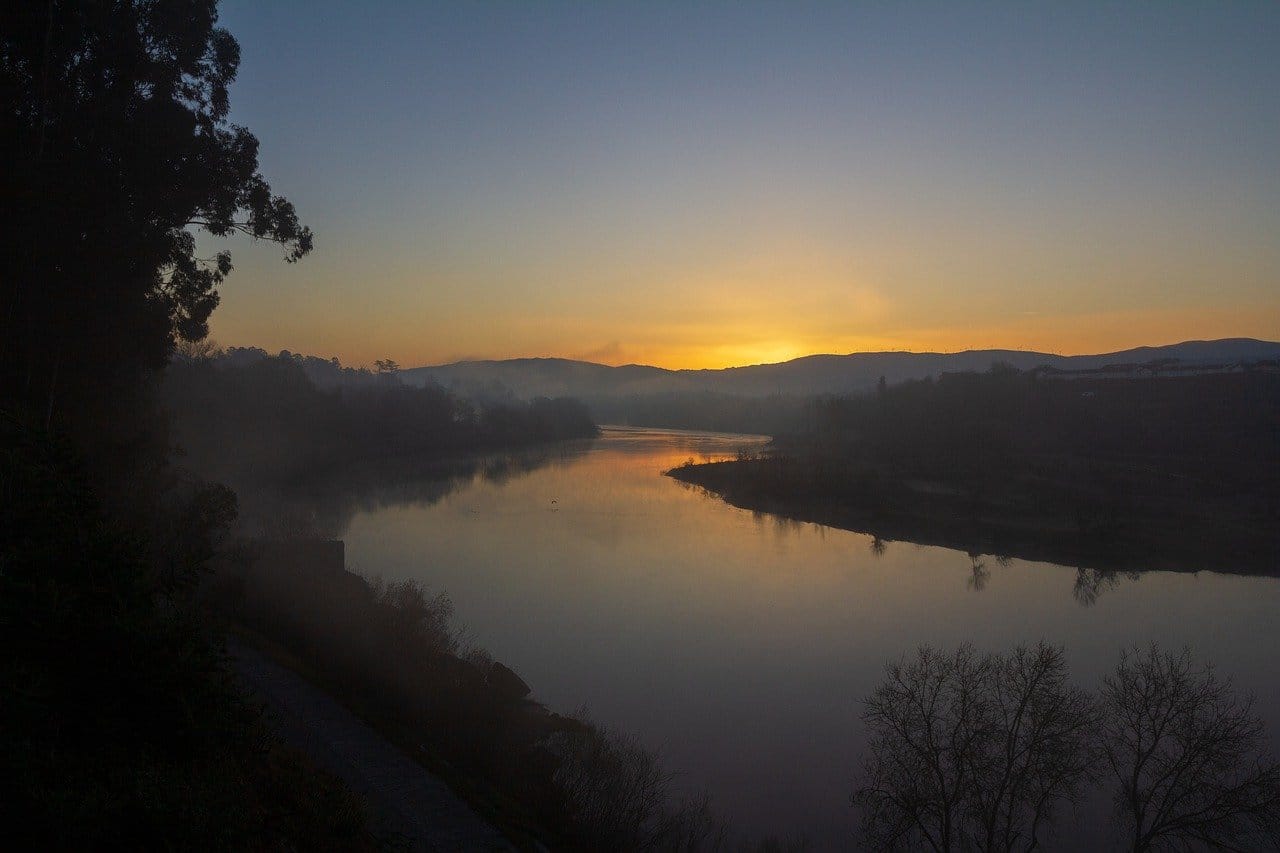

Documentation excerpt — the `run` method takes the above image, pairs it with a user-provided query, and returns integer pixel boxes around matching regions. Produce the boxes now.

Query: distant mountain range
[399,338,1280,400]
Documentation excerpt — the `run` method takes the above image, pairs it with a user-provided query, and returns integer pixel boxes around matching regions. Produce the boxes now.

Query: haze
[210,1,1280,369]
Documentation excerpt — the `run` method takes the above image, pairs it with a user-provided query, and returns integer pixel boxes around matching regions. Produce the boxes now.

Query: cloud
[572,341,627,364]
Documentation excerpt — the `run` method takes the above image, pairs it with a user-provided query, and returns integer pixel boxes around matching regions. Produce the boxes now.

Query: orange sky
[210,229,1279,369]
[208,2,1280,372]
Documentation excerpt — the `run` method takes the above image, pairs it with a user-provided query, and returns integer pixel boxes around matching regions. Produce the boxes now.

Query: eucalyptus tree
[1,0,311,425]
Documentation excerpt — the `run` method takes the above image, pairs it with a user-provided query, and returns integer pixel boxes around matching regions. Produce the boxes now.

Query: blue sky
[209,1,1280,368]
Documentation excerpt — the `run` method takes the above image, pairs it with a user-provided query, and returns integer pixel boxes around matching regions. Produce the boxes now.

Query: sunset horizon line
[219,334,1279,374]
[433,335,1279,370]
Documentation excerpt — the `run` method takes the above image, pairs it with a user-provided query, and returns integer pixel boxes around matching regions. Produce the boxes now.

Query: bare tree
[649,791,732,852]
[853,644,994,851]
[853,644,1097,852]
[1101,646,1280,852]
[967,643,1098,852]
[548,718,675,850]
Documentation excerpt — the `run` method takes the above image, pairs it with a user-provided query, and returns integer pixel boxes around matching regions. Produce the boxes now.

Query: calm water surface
[341,427,1280,849]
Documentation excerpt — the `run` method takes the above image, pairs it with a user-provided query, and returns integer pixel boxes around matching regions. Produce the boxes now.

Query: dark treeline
[672,366,1280,574]
[805,365,1279,492]
[164,348,598,492]
[0,413,371,848]
[217,344,413,389]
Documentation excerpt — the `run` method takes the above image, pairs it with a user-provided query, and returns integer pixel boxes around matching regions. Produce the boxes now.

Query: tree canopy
[1,0,311,423]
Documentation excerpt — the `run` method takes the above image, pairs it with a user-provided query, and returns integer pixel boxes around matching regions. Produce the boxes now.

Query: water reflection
[1073,566,1141,607]
[967,551,990,592]
[235,425,764,541]
[870,536,1142,606]
[234,439,598,539]
[311,427,1278,849]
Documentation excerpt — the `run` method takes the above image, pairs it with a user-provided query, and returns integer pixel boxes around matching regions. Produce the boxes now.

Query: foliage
[163,351,599,490]
[547,718,809,852]
[213,552,576,844]
[798,367,1280,502]
[1,0,310,423]
[549,721,678,850]
[672,368,1280,575]
[0,409,370,849]
[214,543,806,851]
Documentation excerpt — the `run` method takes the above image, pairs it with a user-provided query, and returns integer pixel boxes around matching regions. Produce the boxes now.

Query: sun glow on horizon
[215,296,1280,373]
[206,2,1280,376]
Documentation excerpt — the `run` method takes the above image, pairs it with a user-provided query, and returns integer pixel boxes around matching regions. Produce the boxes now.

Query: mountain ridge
[399,338,1280,400]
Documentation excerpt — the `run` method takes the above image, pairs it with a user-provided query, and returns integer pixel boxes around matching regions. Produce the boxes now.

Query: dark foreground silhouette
[0,413,372,849]
[229,638,513,851]
[855,643,1280,852]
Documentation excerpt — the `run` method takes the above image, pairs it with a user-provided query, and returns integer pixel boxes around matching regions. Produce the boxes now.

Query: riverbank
[208,537,790,852]
[221,425,1280,850]
[228,637,513,852]
[668,458,1280,576]
[208,543,583,849]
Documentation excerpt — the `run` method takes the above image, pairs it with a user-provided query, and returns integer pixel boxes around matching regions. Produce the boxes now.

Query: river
[336,426,1280,849]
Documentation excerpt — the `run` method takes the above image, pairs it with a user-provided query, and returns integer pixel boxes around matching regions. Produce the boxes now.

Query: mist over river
[332,427,1280,849]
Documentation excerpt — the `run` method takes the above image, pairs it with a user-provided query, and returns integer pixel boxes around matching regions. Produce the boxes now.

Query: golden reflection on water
[344,427,1280,849]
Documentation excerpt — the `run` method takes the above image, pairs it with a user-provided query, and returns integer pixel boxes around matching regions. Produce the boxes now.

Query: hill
[400,339,1280,401]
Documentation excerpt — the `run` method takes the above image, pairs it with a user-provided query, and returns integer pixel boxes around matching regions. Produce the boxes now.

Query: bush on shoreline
[0,410,373,849]
[210,538,809,851]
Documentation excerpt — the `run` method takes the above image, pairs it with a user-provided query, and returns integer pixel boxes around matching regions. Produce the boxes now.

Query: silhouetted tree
[549,719,676,850]
[1,0,311,425]
[152,478,237,593]
[853,643,1097,852]
[967,644,1096,852]
[0,408,367,847]
[1101,646,1280,852]
[854,645,993,851]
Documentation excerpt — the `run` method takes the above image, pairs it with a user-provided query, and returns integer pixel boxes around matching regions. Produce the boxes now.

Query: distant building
[1036,359,1256,381]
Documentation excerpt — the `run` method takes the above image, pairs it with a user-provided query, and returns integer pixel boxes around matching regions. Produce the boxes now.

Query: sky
[208,1,1280,370]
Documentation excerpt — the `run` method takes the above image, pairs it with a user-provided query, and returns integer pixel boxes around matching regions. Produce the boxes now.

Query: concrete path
[228,640,516,852]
